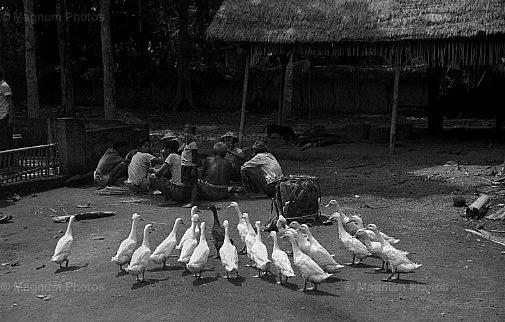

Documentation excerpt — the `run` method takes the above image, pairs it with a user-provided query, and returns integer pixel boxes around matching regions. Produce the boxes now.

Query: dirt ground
[1,112,505,321]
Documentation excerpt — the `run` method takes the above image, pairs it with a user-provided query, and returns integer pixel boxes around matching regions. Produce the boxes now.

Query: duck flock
[51,200,421,292]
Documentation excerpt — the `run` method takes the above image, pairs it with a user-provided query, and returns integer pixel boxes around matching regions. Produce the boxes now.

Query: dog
[260,124,297,144]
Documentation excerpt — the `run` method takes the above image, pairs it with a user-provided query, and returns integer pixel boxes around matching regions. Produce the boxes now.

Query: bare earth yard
[1,113,504,321]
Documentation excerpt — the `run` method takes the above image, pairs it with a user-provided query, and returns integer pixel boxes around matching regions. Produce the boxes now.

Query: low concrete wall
[56,118,149,176]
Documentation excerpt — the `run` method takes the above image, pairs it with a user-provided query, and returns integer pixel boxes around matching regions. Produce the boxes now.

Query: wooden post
[309,58,314,131]
[389,56,401,155]
[238,51,250,148]
[277,54,288,125]
[282,53,293,124]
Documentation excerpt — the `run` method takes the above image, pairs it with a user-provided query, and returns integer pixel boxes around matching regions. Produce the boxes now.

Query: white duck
[187,222,210,279]
[178,214,200,265]
[241,213,257,266]
[350,215,399,244]
[111,213,143,271]
[366,224,421,281]
[325,200,359,235]
[299,224,344,273]
[331,212,371,265]
[219,220,239,279]
[250,221,271,277]
[355,228,388,271]
[293,224,311,255]
[284,231,332,291]
[125,224,154,282]
[228,201,248,254]
[176,206,200,250]
[51,215,76,268]
[269,231,295,284]
[150,218,184,268]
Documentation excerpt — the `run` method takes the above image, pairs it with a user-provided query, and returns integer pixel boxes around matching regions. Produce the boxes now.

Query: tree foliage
[0,0,227,111]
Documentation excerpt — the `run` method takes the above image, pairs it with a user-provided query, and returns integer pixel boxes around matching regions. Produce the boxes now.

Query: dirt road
[1,124,504,321]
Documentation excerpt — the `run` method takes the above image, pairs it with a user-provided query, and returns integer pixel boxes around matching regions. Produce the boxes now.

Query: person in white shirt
[240,140,283,198]
[125,138,163,191]
[149,139,190,206]
[0,71,14,150]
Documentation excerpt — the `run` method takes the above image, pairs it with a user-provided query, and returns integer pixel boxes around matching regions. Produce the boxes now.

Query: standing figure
[0,71,14,150]
[180,124,199,208]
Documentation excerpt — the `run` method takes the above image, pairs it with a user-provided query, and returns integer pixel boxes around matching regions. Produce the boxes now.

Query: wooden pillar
[277,54,288,125]
[238,51,250,148]
[282,53,293,124]
[309,58,314,131]
[389,58,401,155]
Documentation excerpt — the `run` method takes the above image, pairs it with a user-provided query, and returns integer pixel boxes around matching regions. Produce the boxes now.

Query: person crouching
[240,140,283,199]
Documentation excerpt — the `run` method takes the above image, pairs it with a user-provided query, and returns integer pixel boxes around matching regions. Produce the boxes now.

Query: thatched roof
[207,0,505,66]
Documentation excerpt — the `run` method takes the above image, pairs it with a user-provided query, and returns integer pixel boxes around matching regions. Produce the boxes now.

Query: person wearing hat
[220,131,245,182]
[240,140,283,198]
[160,130,184,154]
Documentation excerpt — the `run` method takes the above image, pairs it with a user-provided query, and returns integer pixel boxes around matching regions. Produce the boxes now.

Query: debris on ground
[119,198,145,204]
[465,228,505,247]
[452,196,467,207]
[52,211,115,223]
[94,186,133,195]
[0,214,13,224]
[36,294,51,301]
[76,203,92,208]
[486,206,505,220]
[465,194,490,219]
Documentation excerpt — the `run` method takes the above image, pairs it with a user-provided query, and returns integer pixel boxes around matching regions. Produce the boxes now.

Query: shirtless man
[198,142,234,200]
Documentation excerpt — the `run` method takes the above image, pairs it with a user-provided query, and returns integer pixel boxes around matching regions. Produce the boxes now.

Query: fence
[0,143,60,185]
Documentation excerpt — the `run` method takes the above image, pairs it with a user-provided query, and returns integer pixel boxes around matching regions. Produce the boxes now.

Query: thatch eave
[207,0,505,66]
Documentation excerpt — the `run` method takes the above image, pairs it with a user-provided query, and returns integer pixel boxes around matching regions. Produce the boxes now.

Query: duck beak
[139,217,145,221]
[180,221,186,226]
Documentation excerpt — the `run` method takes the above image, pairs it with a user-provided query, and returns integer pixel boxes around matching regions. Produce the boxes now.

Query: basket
[264,174,321,230]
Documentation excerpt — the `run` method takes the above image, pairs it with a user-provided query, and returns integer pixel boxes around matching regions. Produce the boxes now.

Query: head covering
[161,131,177,141]
[252,140,267,152]
[220,131,238,142]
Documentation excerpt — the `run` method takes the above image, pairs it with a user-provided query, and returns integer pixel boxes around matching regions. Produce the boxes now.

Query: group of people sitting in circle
[93,124,283,208]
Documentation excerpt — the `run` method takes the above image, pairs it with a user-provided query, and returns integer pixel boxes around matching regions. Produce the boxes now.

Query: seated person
[240,140,283,198]
[198,142,234,201]
[160,130,184,154]
[94,140,130,187]
[125,138,163,191]
[220,131,245,182]
[149,140,189,206]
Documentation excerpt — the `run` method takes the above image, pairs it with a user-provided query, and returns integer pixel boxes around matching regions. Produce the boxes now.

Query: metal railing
[0,143,60,185]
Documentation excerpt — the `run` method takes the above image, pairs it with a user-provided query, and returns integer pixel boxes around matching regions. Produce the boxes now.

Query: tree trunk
[170,0,196,112]
[23,0,40,118]
[56,0,75,116]
[100,0,116,119]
